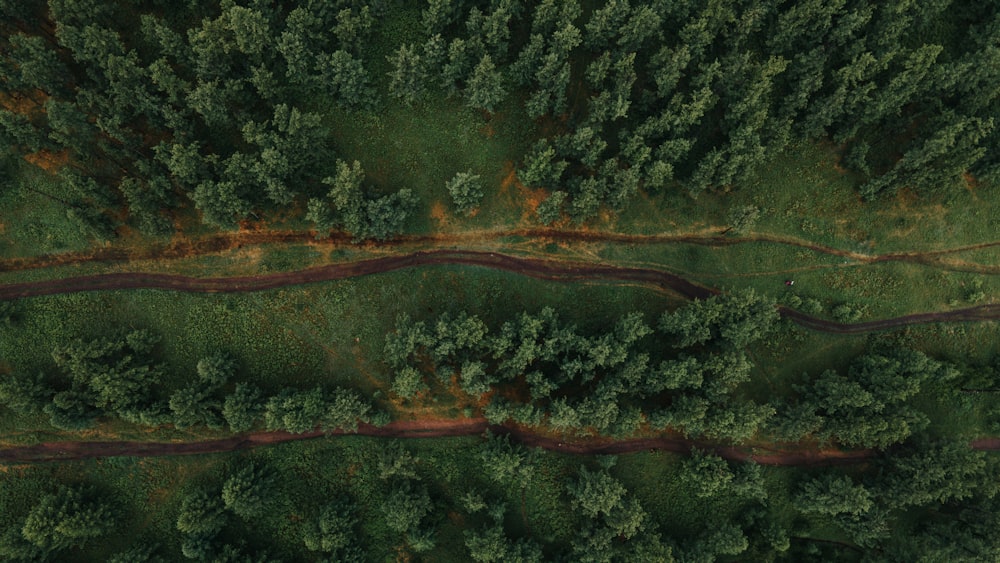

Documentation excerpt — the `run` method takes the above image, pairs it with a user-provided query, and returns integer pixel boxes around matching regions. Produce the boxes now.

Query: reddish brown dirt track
[1,249,997,334]
[3,420,999,465]
[0,419,874,465]
[1,230,998,274]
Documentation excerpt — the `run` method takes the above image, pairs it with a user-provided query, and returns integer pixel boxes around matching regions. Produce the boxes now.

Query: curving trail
[1,228,997,274]
[0,419,874,466]
[4,419,1000,465]
[0,249,996,334]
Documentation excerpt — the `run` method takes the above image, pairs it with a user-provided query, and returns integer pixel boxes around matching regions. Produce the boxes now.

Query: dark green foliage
[39,330,166,427]
[377,440,421,481]
[380,480,432,535]
[797,348,949,448]
[176,489,227,536]
[302,499,363,561]
[16,485,116,555]
[795,474,873,517]
[659,289,778,349]
[0,371,52,415]
[263,386,374,433]
[222,383,264,433]
[107,543,165,563]
[221,461,272,519]
[308,159,418,241]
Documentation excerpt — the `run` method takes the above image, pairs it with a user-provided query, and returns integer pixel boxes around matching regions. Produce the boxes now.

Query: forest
[0,0,998,561]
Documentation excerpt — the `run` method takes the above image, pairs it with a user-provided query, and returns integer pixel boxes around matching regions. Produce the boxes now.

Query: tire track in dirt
[0,249,996,334]
[4,419,998,465]
[2,229,997,274]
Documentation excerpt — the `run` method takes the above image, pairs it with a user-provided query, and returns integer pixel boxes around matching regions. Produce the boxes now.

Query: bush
[446,170,484,215]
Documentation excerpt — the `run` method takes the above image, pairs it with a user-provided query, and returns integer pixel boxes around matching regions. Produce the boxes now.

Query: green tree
[465,522,545,562]
[222,383,264,433]
[387,44,425,104]
[679,448,734,498]
[466,54,505,113]
[176,489,227,536]
[318,50,372,108]
[446,170,484,215]
[381,481,432,534]
[0,371,53,414]
[567,466,627,519]
[222,461,272,519]
[535,191,566,225]
[725,205,761,235]
[20,485,115,554]
[795,474,873,517]
[377,441,421,481]
[302,499,363,561]
[479,431,532,484]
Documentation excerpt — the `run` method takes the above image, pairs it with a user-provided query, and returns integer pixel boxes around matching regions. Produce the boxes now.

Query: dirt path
[0,419,876,466]
[6,420,999,465]
[1,249,996,334]
[1,229,997,275]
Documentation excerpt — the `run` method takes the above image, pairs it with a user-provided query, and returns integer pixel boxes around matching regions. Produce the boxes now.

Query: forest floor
[2,418,999,465]
[1,248,997,333]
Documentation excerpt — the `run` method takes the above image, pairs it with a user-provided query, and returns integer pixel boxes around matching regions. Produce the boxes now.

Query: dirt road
[2,229,997,274]
[0,419,876,466]
[1,249,996,334]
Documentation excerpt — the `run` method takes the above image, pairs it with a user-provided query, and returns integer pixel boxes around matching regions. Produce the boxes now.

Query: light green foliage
[479,431,533,484]
[446,170,484,215]
[387,43,425,104]
[466,54,505,113]
[726,204,761,235]
[381,481,432,534]
[679,448,733,498]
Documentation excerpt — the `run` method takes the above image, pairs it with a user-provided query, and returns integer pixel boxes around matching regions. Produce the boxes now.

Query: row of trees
[385,291,961,448]
[1,432,997,560]
[0,329,384,434]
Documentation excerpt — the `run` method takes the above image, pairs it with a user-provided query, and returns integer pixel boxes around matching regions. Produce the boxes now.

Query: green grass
[325,93,537,233]
[0,159,94,259]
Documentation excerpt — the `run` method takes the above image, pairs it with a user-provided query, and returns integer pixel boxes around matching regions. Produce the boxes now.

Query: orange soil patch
[429,200,452,228]
[500,161,547,221]
[479,123,495,138]
[0,90,46,115]
[963,172,980,199]
[24,148,69,172]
